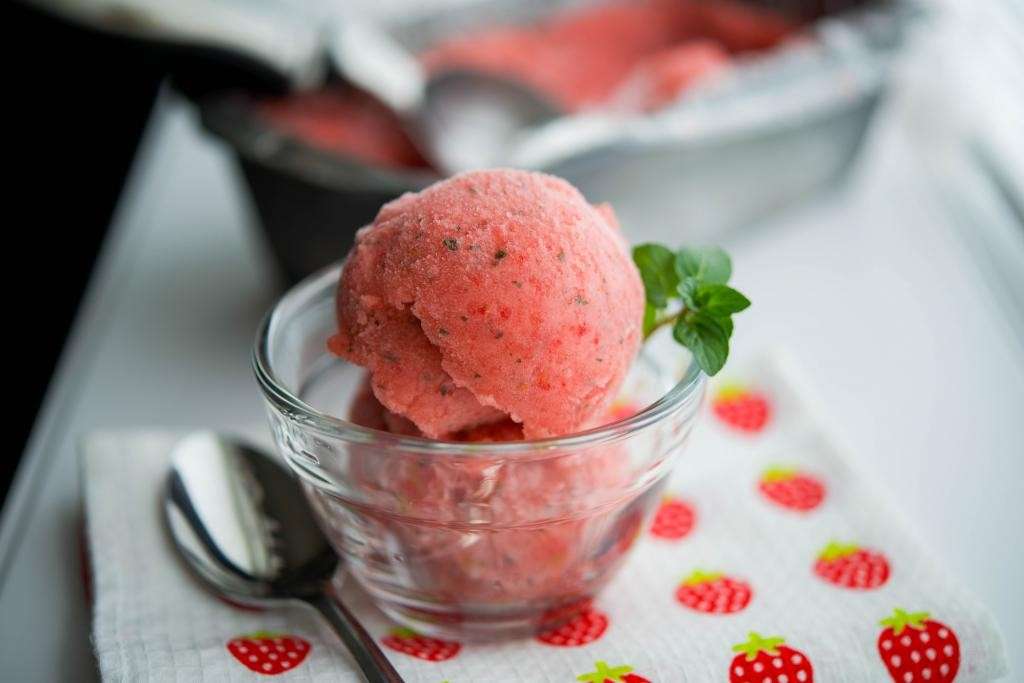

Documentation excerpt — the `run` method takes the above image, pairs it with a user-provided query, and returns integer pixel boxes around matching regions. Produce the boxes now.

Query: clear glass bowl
[253,263,706,640]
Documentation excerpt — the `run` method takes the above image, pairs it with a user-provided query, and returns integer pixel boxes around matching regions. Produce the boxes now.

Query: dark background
[3,3,163,505]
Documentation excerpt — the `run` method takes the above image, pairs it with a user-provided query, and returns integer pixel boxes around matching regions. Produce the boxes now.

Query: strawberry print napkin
[83,352,1008,682]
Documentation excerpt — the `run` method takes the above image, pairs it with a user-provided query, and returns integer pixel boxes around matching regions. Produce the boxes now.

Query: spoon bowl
[416,69,562,173]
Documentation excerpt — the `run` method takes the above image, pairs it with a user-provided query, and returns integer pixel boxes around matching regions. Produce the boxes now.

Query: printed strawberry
[714,384,770,432]
[676,569,752,614]
[758,467,826,511]
[878,608,960,682]
[536,604,609,647]
[814,541,890,589]
[650,496,696,539]
[577,660,650,683]
[381,627,461,662]
[226,631,310,675]
[729,632,814,683]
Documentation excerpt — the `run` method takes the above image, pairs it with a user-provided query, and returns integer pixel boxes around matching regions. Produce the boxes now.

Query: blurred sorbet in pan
[258,89,430,170]
[258,0,798,169]
[612,40,731,111]
[422,0,794,111]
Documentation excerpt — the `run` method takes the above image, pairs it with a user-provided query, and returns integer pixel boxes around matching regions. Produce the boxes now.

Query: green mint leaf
[673,312,730,375]
[675,246,731,284]
[633,243,679,308]
[719,315,734,339]
[635,242,748,375]
[694,283,751,316]
[677,276,699,308]
[642,302,659,337]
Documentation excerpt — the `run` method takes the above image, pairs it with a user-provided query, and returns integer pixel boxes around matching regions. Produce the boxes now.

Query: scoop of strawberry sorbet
[329,169,644,439]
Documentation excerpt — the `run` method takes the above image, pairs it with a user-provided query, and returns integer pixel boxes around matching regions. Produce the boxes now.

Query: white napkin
[84,353,1008,682]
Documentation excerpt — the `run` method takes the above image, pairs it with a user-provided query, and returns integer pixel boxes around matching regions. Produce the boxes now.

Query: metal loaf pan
[200,0,915,282]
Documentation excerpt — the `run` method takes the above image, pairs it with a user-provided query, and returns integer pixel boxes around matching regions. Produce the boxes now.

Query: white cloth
[84,353,1008,682]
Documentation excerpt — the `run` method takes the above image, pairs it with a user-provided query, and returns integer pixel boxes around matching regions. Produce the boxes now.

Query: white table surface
[1,39,1022,680]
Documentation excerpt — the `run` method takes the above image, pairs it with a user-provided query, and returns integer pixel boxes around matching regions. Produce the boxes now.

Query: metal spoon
[163,432,403,683]
[415,68,562,174]
[330,21,560,174]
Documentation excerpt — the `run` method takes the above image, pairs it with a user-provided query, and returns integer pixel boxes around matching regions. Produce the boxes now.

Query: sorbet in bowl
[254,169,712,639]
[254,263,704,639]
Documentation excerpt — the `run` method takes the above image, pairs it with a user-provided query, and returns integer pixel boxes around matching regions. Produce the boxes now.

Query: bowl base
[357,585,598,642]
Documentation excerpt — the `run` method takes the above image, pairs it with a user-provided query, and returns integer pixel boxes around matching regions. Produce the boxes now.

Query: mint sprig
[633,244,750,376]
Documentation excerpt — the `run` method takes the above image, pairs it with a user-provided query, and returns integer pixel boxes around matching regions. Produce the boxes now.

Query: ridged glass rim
[253,263,706,456]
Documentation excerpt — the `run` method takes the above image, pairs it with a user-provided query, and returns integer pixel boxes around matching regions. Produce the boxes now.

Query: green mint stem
[645,309,683,340]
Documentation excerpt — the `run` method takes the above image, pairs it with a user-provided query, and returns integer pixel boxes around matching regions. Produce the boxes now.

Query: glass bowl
[253,263,706,640]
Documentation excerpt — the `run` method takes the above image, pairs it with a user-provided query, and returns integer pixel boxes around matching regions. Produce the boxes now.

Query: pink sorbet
[338,377,641,606]
[256,1,799,169]
[328,169,645,439]
[695,0,797,53]
[421,0,797,112]
[421,0,702,111]
[613,40,732,111]
[258,88,430,170]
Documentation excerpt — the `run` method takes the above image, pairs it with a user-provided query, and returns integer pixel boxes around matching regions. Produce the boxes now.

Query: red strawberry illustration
[536,604,609,647]
[729,632,813,683]
[226,632,310,675]
[381,627,461,662]
[577,660,650,683]
[714,384,770,432]
[676,569,752,614]
[650,496,696,539]
[814,541,890,589]
[758,467,826,511]
[878,608,960,682]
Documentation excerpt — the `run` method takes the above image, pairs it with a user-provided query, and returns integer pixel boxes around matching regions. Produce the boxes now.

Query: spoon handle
[308,592,405,683]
